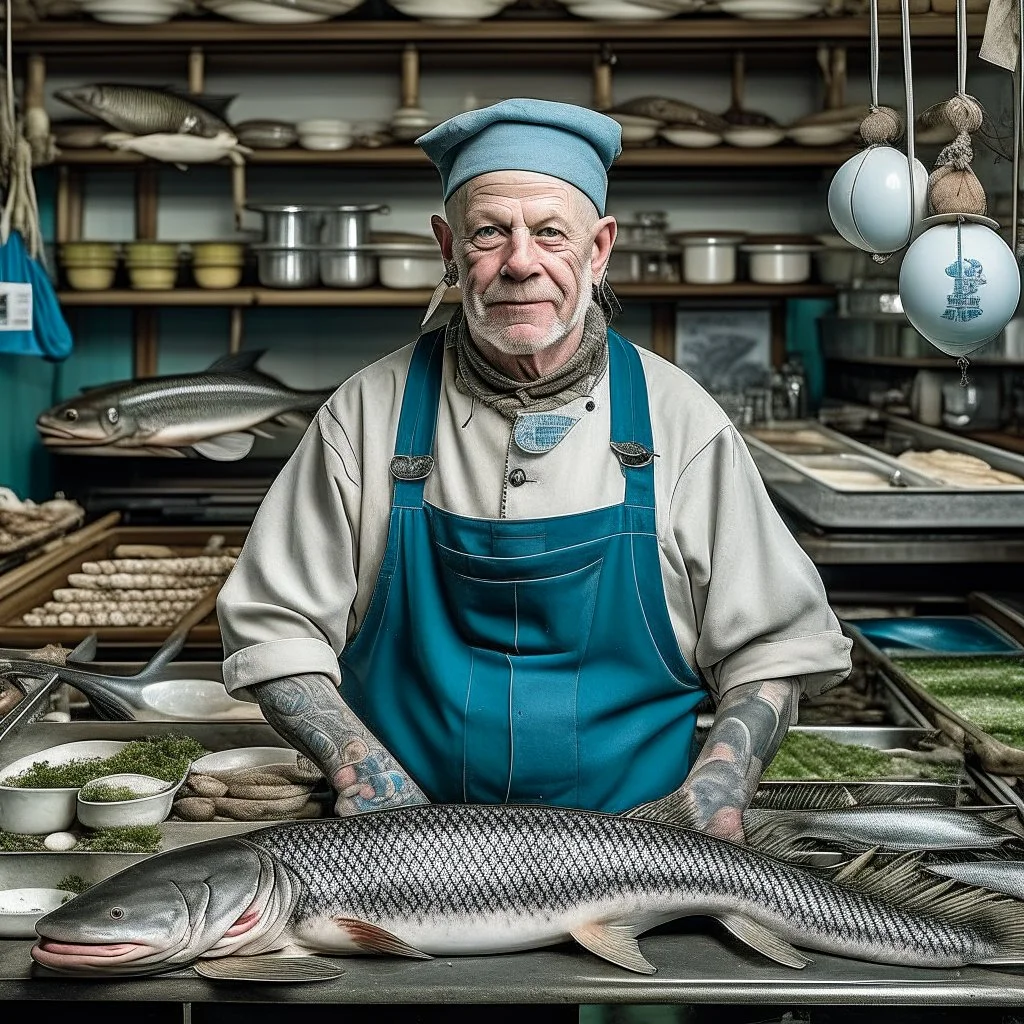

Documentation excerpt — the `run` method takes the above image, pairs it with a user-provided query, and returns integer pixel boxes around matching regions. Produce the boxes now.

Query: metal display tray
[742,418,1024,530]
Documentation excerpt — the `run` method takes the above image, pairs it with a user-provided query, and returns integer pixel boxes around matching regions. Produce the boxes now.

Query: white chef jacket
[218,326,853,715]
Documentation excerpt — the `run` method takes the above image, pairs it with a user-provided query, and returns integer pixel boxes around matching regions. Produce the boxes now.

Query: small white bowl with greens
[77,773,177,828]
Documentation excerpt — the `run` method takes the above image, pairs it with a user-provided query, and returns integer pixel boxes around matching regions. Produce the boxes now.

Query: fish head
[55,85,107,119]
[32,839,265,975]
[37,394,134,446]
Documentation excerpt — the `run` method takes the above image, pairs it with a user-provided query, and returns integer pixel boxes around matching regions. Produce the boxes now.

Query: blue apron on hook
[0,229,72,360]
[340,327,707,813]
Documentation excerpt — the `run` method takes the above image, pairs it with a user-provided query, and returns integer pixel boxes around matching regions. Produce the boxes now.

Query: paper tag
[0,282,33,332]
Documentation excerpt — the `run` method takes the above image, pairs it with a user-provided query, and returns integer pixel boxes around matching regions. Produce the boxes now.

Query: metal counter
[2,935,1024,1006]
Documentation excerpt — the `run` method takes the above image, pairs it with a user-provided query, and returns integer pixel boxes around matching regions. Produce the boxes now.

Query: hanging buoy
[899,214,1020,357]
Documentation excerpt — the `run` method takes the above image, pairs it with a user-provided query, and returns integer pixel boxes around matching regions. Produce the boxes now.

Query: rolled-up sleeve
[218,411,361,702]
[673,424,852,706]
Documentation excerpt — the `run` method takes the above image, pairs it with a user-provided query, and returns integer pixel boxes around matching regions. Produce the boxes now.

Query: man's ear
[431,214,454,262]
[591,216,617,278]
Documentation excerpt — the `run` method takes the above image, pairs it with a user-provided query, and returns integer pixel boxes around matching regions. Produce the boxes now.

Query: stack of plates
[72,0,193,23]
[563,0,675,18]
[718,0,828,16]
[387,0,513,20]
[201,0,363,23]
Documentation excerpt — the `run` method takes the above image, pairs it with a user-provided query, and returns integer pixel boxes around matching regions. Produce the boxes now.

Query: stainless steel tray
[743,418,1024,529]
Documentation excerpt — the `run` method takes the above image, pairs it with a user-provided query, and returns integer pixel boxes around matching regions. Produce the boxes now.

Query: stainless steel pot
[320,204,389,247]
[320,247,377,288]
[252,245,320,288]
[247,204,322,247]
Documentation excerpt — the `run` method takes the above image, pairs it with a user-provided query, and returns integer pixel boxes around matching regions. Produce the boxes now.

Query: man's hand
[630,678,800,844]
[252,672,429,816]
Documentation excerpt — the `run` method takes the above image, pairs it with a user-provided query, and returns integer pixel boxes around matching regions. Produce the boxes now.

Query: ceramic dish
[77,773,178,828]
[296,119,353,151]
[190,746,298,775]
[608,113,661,145]
[76,0,191,22]
[718,0,827,16]
[787,123,858,146]
[671,231,746,285]
[0,740,128,835]
[741,236,823,283]
[0,889,78,939]
[234,119,298,149]
[372,243,444,288]
[660,127,722,148]
[565,0,674,16]
[387,0,507,19]
[200,0,328,22]
[722,125,786,148]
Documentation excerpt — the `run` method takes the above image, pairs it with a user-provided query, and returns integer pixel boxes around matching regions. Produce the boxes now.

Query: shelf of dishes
[11,11,984,39]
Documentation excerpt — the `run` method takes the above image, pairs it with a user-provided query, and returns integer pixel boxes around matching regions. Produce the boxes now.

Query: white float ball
[899,219,1021,357]
[44,831,78,851]
[828,146,928,254]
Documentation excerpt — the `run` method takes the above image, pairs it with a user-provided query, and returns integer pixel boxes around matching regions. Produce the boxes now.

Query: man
[217,98,852,842]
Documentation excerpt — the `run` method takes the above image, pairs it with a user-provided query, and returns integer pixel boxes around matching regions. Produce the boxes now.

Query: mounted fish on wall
[54,84,251,226]
[35,350,334,461]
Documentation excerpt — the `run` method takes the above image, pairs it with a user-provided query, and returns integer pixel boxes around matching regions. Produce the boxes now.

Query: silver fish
[29,804,1024,981]
[744,805,1022,854]
[926,861,1024,901]
[610,95,729,132]
[55,85,231,139]
[36,350,332,462]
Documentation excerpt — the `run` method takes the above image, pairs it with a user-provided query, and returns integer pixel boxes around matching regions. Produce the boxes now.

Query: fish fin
[193,955,344,982]
[830,847,879,884]
[248,425,276,439]
[273,410,318,428]
[569,921,656,975]
[715,914,811,970]
[205,350,266,373]
[623,798,700,830]
[751,784,858,812]
[162,87,235,118]
[192,432,256,461]
[67,633,98,664]
[332,917,432,959]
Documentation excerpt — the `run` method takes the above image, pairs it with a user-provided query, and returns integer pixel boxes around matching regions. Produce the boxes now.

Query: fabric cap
[416,98,622,216]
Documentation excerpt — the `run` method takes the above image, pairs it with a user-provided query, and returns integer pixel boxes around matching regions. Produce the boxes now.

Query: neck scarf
[451,301,609,421]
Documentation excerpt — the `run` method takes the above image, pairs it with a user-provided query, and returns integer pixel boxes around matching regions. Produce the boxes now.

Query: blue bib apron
[339,326,707,814]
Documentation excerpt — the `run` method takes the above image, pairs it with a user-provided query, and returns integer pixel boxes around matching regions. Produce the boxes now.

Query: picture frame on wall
[674,306,773,396]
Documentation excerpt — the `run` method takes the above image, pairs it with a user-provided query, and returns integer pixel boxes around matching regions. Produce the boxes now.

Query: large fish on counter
[36,351,333,461]
[29,804,1024,981]
[55,85,232,139]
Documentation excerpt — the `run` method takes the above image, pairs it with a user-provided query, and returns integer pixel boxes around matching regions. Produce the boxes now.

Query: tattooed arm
[631,678,799,843]
[252,672,428,816]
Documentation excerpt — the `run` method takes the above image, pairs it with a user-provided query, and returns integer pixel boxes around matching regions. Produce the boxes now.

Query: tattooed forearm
[631,678,799,842]
[252,672,428,816]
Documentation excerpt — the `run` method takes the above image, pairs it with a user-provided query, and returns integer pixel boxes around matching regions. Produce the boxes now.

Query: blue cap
[416,98,622,216]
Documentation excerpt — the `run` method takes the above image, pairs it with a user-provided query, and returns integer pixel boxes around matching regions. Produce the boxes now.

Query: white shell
[899,220,1021,357]
[828,146,928,254]
[43,831,78,851]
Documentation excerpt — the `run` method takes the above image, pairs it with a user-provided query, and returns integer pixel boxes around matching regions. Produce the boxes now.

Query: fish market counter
[1,935,1024,1007]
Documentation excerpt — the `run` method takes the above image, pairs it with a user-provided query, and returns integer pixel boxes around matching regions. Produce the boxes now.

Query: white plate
[660,127,722,148]
[389,0,506,16]
[722,126,785,148]
[202,0,329,21]
[191,746,298,774]
[564,0,675,17]
[718,0,826,16]
[787,123,857,146]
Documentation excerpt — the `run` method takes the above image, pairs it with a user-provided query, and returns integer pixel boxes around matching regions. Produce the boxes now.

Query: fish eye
[109,907,124,920]
[64,409,78,422]
[106,407,119,425]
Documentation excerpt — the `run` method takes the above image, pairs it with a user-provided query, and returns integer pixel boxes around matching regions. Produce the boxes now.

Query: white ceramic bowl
[190,746,298,775]
[718,0,826,16]
[660,127,722,148]
[388,0,507,19]
[564,0,672,15]
[672,232,746,285]
[201,0,328,21]
[77,0,190,22]
[609,113,661,145]
[787,123,858,147]
[373,244,444,288]
[76,773,177,829]
[297,121,354,151]
[722,126,785,148]
[741,241,822,284]
[0,889,78,939]
[0,740,127,835]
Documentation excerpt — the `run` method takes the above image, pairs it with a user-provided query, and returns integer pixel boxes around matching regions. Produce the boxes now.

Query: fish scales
[248,807,1001,965]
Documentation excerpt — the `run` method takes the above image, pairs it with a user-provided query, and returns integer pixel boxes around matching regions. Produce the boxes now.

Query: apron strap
[607,328,656,511]
[391,326,447,509]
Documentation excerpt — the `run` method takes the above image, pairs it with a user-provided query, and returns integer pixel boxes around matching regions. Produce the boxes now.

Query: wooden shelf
[57,283,836,306]
[12,14,985,52]
[51,143,861,169]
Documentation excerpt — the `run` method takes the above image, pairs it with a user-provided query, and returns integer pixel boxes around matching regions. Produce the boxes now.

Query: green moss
[57,874,90,894]
[894,657,1024,749]
[79,784,143,803]
[78,825,161,853]
[0,830,45,852]
[1,734,208,789]
[763,730,962,783]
